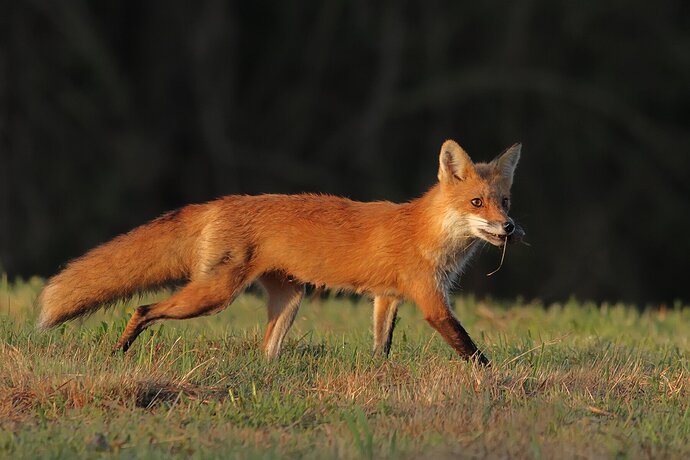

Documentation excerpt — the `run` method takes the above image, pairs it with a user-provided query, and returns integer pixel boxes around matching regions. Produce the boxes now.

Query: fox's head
[437,139,524,247]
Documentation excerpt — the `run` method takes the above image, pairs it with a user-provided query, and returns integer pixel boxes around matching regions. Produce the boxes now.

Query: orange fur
[38,140,522,364]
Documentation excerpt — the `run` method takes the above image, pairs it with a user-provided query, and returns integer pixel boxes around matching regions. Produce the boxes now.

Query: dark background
[1,1,689,306]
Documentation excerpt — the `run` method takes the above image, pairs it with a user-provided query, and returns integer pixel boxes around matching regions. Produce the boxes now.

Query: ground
[1,276,689,459]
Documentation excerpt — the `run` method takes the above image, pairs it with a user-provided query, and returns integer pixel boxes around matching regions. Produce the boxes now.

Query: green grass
[1,276,689,459]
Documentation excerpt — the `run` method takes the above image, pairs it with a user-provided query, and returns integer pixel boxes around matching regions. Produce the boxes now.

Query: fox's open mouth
[478,229,507,246]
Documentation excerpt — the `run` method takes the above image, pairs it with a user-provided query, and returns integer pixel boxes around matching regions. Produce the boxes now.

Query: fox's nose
[503,221,515,235]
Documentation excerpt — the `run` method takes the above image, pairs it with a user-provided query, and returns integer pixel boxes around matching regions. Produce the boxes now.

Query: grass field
[1,276,689,459]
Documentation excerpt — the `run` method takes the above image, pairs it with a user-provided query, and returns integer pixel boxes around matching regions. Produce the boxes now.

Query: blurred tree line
[1,1,689,305]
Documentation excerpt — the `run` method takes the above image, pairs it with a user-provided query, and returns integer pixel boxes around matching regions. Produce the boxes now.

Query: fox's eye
[470,198,483,207]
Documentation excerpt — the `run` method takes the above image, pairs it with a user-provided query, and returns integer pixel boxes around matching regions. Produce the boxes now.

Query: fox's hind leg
[373,295,400,356]
[113,264,254,353]
[258,272,305,359]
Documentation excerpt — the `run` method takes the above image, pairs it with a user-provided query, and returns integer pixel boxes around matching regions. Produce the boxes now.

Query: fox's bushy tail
[38,209,196,328]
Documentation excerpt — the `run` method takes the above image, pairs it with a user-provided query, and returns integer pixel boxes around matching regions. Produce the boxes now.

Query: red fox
[38,140,523,365]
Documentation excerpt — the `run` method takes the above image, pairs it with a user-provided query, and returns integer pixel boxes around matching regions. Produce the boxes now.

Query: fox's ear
[438,140,474,183]
[492,143,521,187]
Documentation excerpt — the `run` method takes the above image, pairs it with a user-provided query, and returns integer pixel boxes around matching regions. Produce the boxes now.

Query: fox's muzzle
[507,221,525,244]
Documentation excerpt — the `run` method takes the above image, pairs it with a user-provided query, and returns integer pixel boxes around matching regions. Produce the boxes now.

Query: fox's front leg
[414,289,489,365]
[372,295,400,356]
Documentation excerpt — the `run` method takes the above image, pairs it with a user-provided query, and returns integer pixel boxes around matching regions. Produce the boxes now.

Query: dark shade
[1,1,688,305]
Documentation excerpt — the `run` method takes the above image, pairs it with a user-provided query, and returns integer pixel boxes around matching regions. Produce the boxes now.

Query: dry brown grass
[1,278,689,458]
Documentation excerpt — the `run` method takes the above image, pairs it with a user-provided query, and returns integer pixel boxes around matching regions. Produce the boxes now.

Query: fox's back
[209,194,417,293]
